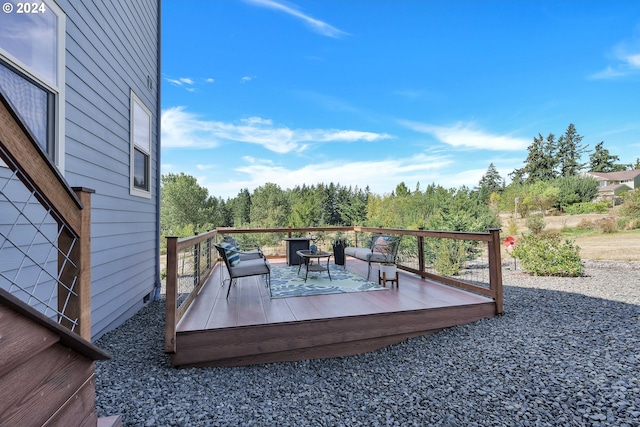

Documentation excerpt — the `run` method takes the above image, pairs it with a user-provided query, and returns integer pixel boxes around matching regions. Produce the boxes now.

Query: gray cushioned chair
[214,244,271,299]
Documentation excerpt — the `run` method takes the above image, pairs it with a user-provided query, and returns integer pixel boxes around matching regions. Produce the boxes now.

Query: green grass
[559,227,598,238]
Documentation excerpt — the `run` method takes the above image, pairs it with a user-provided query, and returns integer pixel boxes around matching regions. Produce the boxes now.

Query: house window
[0,0,65,166]
[0,62,54,156]
[130,92,152,198]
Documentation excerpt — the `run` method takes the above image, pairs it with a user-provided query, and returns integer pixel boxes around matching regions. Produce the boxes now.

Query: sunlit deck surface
[173,258,496,368]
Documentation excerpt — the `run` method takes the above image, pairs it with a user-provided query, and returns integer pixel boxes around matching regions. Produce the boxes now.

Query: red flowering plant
[503,236,517,269]
[504,236,516,250]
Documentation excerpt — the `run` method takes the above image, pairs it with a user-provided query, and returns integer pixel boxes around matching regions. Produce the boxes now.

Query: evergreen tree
[216,197,233,227]
[523,133,557,182]
[229,188,251,227]
[478,163,504,194]
[556,124,588,176]
[589,141,628,172]
[337,185,367,225]
[508,168,526,186]
[395,182,411,197]
[553,175,599,210]
[289,191,321,227]
[322,183,339,225]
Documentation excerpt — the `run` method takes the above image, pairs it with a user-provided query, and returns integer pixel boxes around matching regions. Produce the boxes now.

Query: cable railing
[0,95,93,339]
[164,230,217,352]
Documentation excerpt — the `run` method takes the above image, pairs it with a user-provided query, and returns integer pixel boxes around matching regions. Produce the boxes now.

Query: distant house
[0,0,161,340]
[583,169,640,202]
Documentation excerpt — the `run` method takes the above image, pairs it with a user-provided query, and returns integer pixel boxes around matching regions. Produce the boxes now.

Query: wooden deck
[172,258,497,367]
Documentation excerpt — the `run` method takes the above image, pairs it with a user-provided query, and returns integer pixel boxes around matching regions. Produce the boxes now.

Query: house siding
[57,0,160,339]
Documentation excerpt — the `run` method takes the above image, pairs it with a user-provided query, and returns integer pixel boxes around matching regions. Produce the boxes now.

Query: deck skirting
[172,301,496,368]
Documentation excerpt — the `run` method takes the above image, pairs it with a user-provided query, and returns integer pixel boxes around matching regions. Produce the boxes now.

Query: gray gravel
[95,260,640,426]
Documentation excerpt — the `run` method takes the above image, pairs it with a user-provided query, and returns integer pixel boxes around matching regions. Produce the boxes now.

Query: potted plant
[380,262,397,277]
[331,235,349,266]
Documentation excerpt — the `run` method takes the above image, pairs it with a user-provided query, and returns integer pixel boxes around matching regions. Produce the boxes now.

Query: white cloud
[161,107,221,148]
[241,76,255,83]
[205,153,454,198]
[186,151,528,199]
[161,106,392,153]
[165,77,195,86]
[196,164,215,171]
[164,76,212,91]
[590,35,640,79]
[243,0,347,38]
[399,120,529,151]
[589,66,628,80]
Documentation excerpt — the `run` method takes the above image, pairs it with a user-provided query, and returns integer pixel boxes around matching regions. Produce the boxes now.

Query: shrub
[526,213,545,235]
[430,238,467,276]
[564,201,609,215]
[624,218,640,230]
[576,219,595,230]
[511,232,583,277]
[506,218,518,236]
[620,190,640,218]
[595,217,617,233]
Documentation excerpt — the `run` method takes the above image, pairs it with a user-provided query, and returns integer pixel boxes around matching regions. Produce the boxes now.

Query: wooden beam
[74,188,93,340]
[165,237,178,353]
[57,188,94,340]
[0,94,82,235]
[488,228,504,314]
[417,227,425,273]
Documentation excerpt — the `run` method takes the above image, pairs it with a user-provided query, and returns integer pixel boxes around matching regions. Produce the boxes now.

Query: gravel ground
[95,260,640,426]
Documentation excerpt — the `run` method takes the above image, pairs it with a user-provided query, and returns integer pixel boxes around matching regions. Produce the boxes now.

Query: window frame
[130,90,153,198]
[0,0,66,170]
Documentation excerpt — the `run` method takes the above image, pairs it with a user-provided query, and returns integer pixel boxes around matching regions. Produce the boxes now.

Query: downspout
[154,0,162,302]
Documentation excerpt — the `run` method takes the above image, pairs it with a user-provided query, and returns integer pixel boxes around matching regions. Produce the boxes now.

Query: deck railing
[164,230,217,352]
[164,225,503,353]
[0,95,93,340]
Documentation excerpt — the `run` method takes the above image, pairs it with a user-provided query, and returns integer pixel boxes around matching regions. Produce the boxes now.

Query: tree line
[161,176,500,236]
[161,124,636,237]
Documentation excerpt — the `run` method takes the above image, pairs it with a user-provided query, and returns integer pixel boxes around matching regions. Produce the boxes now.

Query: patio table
[296,250,332,282]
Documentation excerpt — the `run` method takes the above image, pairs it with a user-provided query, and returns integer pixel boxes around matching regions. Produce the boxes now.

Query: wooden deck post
[165,236,178,353]
[417,227,425,273]
[193,240,200,288]
[487,228,504,314]
[58,188,94,340]
[74,187,93,340]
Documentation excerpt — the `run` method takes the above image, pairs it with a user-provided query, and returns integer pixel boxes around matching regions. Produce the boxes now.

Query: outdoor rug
[269,264,388,298]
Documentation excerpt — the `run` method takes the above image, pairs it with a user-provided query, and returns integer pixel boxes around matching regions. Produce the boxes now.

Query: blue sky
[161,0,640,199]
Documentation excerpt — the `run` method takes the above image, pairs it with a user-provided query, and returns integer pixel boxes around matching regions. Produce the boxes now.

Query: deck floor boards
[173,258,496,367]
[179,259,491,331]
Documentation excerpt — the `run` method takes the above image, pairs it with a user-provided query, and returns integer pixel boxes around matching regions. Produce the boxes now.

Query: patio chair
[214,244,271,299]
[220,235,263,261]
[218,237,264,287]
